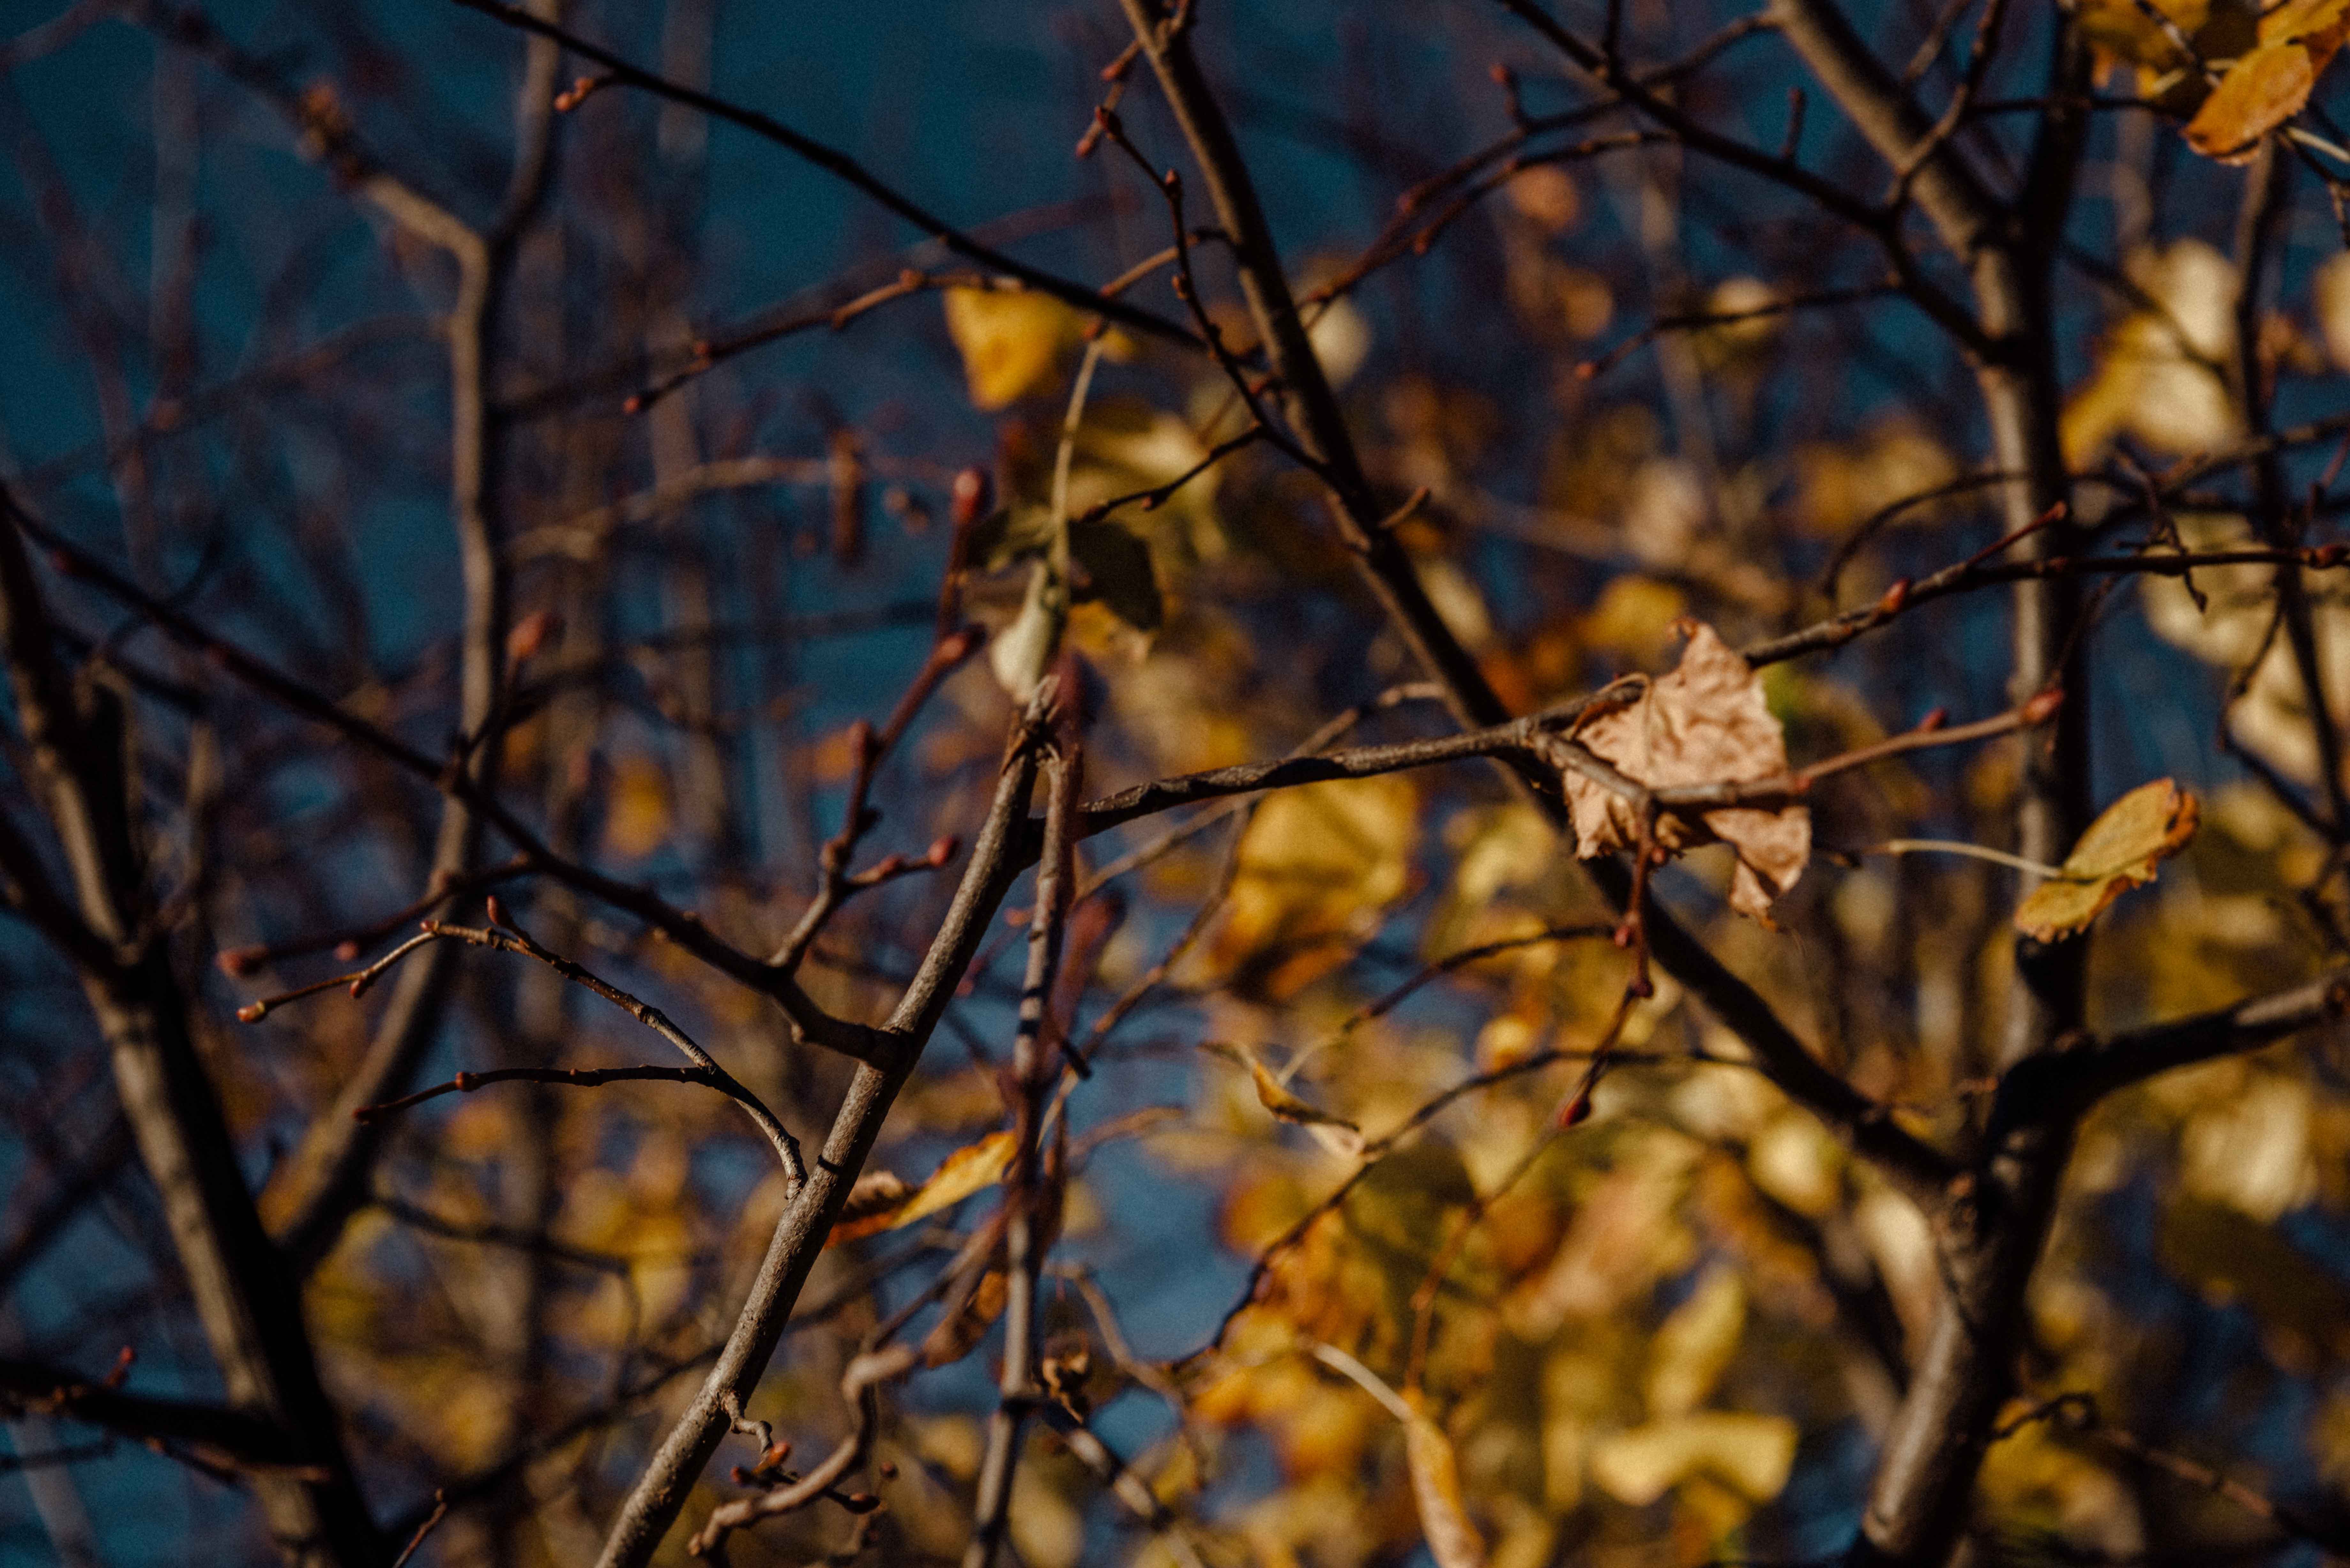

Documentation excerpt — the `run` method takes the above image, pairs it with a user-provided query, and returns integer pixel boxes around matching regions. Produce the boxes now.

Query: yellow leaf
[2013,779,2200,942]
[943,287,1086,409]
[2181,1073,2316,1220]
[826,1131,1017,1246]
[1406,1414,1489,1568]
[1209,775,1419,997]
[603,756,672,860]
[2315,252,2350,370]
[1580,575,1687,663]
[1693,275,1781,366]
[1562,620,1810,923]
[2076,0,2211,71]
[1646,1268,1746,1419]
[2061,242,2240,463]
[1588,1412,1799,1506]
[1244,1050,1365,1160]
[1791,420,1960,537]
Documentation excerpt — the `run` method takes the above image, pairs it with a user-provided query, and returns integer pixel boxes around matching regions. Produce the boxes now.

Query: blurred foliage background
[5,1,2350,1565]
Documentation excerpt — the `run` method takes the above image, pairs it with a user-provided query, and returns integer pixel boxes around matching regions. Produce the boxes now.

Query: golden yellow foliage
[1209,775,1420,997]
[2184,0,2350,160]
[2013,779,2200,942]
[942,287,1088,409]
[602,754,672,860]
[828,1130,1017,1246]
[1588,1411,1799,1506]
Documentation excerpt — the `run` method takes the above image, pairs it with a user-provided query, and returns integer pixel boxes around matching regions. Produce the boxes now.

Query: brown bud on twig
[950,467,991,531]
[506,610,562,665]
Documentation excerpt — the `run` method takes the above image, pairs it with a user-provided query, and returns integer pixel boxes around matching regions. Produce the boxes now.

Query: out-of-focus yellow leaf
[827,1131,1016,1246]
[1507,1129,1700,1334]
[2077,0,2211,71]
[2316,252,2350,370]
[1406,1413,1489,1568]
[2181,1073,2316,1220]
[2013,780,2200,941]
[1692,276,1780,368]
[2061,242,2239,462]
[1308,295,1374,387]
[1791,420,1959,538]
[1244,1050,1366,1160]
[1622,456,1707,566]
[1646,1268,1746,1419]
[2139,513,2350,788]
[1209,775,1419,997]
[1009,1465,1084,1568]
[1746,1112,1845,1217]
[1563,620,1809,923]
[603,755,671,860]
[1588,1412,1799,1506]
[943,287,1086,409]
[1581,575,1687,664]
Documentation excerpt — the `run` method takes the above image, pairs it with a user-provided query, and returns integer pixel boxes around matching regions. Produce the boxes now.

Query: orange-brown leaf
[2186,40,2322,159]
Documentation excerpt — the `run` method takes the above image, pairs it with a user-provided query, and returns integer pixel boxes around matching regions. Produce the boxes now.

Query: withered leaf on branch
[2013,778,2200,942]
[1562,620,1810,923]
[825,1130,1017,1246]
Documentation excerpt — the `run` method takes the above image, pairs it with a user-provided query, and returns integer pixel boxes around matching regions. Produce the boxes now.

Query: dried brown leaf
[1562,620,1809,922]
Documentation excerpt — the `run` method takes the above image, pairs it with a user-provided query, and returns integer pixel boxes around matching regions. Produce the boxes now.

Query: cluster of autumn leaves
[256,13,2350,1564]
[2084,0,2350,160]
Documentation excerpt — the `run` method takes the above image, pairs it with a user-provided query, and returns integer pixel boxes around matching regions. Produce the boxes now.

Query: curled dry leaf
[1244,1049,1365,1160]
[2013,779,2200,942]
[1404,1412,1488,1568]
[1561,620,1810,923]
[2184,0,2350,161]
[825,1130,1017,1246]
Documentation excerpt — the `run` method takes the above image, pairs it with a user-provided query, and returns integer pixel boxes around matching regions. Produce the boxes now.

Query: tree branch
[444,0,1198,351]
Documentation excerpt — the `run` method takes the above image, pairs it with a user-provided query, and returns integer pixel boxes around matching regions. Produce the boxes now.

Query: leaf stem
[1873,838,2062,878]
